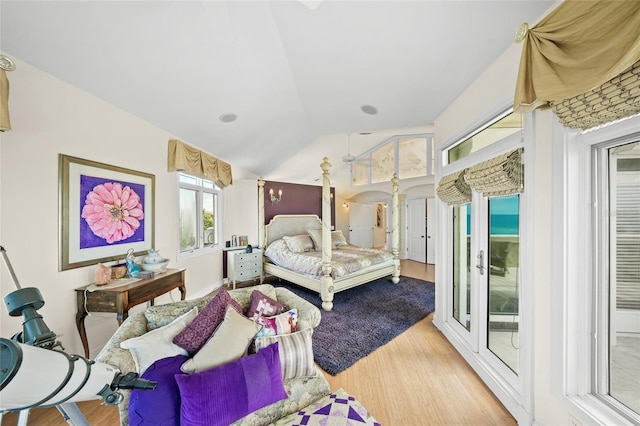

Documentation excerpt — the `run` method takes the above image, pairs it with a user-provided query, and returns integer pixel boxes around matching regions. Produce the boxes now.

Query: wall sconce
[343,202,349,208]
[269,188,283,203]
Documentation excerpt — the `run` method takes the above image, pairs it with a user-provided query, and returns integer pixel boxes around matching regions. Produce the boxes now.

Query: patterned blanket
[265,239,393,279]
[274,389,381,426]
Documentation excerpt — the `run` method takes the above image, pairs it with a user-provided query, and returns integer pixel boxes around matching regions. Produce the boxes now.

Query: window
[178,172,220,254]
[563,115,640,425]
[594,139,640,418]
[352,134,434,186]
[448,112,523,164]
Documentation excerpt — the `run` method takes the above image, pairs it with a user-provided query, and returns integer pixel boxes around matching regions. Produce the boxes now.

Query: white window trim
[176,173,224,261]
[555,114,640,425]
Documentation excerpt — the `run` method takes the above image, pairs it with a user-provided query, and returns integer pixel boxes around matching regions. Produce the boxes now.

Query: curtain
[168,139,233,188]
[0,69,11,131]
[464,149,523,197]
[436,169,472,205]
[514,0,640,123]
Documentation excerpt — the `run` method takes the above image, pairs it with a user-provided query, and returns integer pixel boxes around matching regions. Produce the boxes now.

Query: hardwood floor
[1,260,515,425]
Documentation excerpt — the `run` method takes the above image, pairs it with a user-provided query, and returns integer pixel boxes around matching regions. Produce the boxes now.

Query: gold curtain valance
[465,149,523,197]
[436,169,471,206]
[514,0,640,115]
[0,69,11,131]
[168,139,233,188]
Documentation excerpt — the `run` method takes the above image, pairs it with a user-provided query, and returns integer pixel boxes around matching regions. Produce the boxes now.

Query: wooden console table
[75,268,186,358]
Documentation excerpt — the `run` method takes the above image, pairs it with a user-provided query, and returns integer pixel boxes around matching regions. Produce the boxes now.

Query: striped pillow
[254,328,315,379]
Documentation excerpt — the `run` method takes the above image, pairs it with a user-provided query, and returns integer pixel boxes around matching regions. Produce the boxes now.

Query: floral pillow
[283,234,315,253]
[246,289,286,321]
[254,309,298,338]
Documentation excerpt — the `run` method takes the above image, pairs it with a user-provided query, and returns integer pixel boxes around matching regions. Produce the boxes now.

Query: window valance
[465,149,523,197]
[436,169,471,205]
[167,139,233,188]
[514,0,640,129]
[0,69,11,131]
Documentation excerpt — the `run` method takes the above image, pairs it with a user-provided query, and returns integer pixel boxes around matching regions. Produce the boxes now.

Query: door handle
[476,250,485,275]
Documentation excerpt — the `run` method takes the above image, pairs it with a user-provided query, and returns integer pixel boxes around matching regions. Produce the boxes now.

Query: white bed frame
[258,157,400,311]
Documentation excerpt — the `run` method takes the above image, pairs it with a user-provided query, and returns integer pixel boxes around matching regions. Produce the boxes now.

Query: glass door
[486,194,520,374]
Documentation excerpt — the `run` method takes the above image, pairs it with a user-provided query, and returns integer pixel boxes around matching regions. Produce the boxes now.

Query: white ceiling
[0,1,553,193]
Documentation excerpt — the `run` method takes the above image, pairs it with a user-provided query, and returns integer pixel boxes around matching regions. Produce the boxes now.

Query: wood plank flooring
[1,260,515,425]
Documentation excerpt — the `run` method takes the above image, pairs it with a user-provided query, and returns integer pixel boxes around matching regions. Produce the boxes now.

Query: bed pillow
[180,306,262,374]
[254,327,315,380]
[254,309,297,338]
[175,342,287,426]
[331,230,348,247]
[306,228,324,250]
[120,307,197,375]
[246,289,286,321]
[283,234,315,253]
[128,355,188,426]
[173,286,243,355]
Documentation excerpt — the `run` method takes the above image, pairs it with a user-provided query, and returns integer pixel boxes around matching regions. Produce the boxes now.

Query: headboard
[265,214,322,246]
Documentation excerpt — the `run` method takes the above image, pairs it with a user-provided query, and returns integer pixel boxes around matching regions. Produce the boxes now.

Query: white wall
[433,44,569,424]
[0,57,257,357]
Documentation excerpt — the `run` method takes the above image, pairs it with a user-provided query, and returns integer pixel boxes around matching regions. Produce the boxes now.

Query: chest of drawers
[227,249,263,289]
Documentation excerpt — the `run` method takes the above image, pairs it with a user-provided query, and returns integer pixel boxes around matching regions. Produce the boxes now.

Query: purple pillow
[128,355,188,426]
[246,289,286,321]
[173,287,243,355]
[175,342,287,426]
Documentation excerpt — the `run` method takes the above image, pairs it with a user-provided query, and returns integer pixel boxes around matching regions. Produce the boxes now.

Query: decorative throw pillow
[254,309,298,338]
[331,230,348,247]
[173,287,243,355]
[254,327,315,380]
[246,289,286,321]
[128,355,188,426]
[283,234,315,253]
[306,228,323,250]
[120,308,197,375]
[180,306,262,374]
[175,342,287,426]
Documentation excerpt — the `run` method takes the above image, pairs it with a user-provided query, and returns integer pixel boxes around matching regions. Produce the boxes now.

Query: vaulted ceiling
[0,1,553,193]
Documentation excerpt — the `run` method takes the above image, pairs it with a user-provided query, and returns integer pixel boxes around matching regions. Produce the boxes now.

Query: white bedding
[264,239,394,279]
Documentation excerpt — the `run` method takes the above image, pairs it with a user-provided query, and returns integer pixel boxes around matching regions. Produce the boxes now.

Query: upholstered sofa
[95,284,331,426]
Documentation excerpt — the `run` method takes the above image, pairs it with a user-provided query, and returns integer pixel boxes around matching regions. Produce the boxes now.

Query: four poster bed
[258,157,400,311]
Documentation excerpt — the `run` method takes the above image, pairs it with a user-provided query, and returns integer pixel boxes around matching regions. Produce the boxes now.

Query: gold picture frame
[59,154,155,271]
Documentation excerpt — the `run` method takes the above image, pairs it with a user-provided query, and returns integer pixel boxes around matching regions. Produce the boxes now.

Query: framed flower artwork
[59,154,155,271]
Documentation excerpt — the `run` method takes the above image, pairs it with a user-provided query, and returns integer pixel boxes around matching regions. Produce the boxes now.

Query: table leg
[178,284,186,301]
[75,311,90,359]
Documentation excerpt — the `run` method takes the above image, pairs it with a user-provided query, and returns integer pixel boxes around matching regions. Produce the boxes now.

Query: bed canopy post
[391,174,401,283]
[320,157,334,311]
[257,177,266,250]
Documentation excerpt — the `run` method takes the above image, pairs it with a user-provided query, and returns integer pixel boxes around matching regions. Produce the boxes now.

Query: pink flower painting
[81,182,144,244]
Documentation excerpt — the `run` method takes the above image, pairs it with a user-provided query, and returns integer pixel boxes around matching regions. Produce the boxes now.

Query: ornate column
[320,157,334,311]
[391,174,400,283]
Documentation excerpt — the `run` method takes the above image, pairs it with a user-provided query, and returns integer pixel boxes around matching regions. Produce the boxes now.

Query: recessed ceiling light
[360,105,378,115]
[219,113,237,123]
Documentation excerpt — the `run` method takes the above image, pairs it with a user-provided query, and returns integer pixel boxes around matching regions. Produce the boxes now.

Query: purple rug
[274,275,435,375]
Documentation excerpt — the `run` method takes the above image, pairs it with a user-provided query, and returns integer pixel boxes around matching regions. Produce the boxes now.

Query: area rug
[274,275,435,375]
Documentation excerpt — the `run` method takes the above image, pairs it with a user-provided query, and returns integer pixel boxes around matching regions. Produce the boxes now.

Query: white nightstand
[227,249,263,289]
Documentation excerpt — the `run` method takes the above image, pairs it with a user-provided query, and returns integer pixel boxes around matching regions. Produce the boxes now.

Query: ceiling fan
[342,134,356,164]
